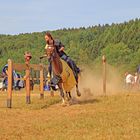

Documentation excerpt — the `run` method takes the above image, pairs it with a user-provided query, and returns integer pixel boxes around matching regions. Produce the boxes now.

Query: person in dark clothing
[2,64,24,90]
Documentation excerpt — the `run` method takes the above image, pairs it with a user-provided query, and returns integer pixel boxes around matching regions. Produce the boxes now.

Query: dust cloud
[78,64,123,98]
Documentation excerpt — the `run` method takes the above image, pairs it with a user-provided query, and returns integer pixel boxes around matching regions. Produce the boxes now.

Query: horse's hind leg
[66,91,75,105]
[68,92,72,99]
[66,91,71,101]
[76,84,81,97]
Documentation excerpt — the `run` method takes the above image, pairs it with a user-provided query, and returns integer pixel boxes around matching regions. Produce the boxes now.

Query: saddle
[61,55,80,82]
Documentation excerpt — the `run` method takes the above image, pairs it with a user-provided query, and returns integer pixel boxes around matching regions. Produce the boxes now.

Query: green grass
[0,91,140,140]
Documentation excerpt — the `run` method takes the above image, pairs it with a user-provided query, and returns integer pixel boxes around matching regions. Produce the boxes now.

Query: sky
[0,0,139,35]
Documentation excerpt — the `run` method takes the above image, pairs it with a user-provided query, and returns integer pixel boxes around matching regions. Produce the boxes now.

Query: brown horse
[45,44,81,105]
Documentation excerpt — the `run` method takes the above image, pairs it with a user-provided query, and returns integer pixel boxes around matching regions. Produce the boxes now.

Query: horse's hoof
[61,102,67,107]
[66,97,71,101]
[68,100,73,106]
[77,90,81,97]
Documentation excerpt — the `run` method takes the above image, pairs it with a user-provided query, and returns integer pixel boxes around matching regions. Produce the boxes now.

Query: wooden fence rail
[7,59,47,108]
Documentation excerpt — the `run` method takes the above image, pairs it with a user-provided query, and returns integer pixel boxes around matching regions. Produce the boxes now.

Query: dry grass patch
[0,91,140,140]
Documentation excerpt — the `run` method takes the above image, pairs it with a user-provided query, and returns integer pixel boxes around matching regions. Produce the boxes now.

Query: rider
[44,32,80,81]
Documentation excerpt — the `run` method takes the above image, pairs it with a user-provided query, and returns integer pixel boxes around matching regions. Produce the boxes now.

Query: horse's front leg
[58,83,66,105]
[76,84,81,97]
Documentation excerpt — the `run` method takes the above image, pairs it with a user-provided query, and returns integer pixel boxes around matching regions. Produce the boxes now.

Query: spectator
[125,72,135,90]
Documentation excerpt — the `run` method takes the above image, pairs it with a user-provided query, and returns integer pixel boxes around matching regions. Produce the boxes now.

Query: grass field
[0,91,140,140]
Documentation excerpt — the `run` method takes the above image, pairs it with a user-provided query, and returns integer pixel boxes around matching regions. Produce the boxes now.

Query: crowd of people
[0,64,24,91]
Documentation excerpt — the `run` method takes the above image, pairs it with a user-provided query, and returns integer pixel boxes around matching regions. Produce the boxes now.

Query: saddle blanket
[60,59,76,92]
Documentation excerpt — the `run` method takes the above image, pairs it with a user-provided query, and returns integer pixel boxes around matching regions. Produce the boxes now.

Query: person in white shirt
[125,72,135,89]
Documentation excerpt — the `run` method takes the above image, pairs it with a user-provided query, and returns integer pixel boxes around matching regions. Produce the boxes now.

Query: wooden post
[24,52,32,104]
[25,64,31,104]
[40,64,44,99]
[7,59,13,108]
[102,55,106,95]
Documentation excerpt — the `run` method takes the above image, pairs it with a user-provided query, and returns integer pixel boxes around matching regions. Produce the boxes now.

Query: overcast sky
[0,0,139,35]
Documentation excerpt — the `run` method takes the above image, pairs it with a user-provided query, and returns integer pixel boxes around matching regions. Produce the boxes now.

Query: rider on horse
[44,32,80,82]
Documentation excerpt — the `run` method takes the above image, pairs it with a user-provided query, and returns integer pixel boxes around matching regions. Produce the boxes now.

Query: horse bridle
[46,45,57,61]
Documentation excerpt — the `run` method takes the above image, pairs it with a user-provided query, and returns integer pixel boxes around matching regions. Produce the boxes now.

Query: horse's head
[44,39,57,59]
[45,45,55,59]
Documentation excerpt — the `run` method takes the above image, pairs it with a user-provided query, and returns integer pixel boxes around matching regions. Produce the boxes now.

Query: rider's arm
[58,41,65,52]
[54,39,65,52]
[59,45,64,52]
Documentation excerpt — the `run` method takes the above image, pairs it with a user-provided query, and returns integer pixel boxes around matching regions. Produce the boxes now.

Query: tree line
[0,18,140,74]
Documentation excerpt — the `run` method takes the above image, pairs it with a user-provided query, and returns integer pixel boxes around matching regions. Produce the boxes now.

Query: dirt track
[0,92,140,140]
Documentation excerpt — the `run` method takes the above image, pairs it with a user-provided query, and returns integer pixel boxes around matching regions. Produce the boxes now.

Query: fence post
[24,52,32,104]
[102,55,106,95]
[7,59,13,108]
[40,64,44,99]
[25,64,31,104]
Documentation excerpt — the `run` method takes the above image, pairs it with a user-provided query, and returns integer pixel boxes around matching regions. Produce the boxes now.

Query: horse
[44,44,81,105]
